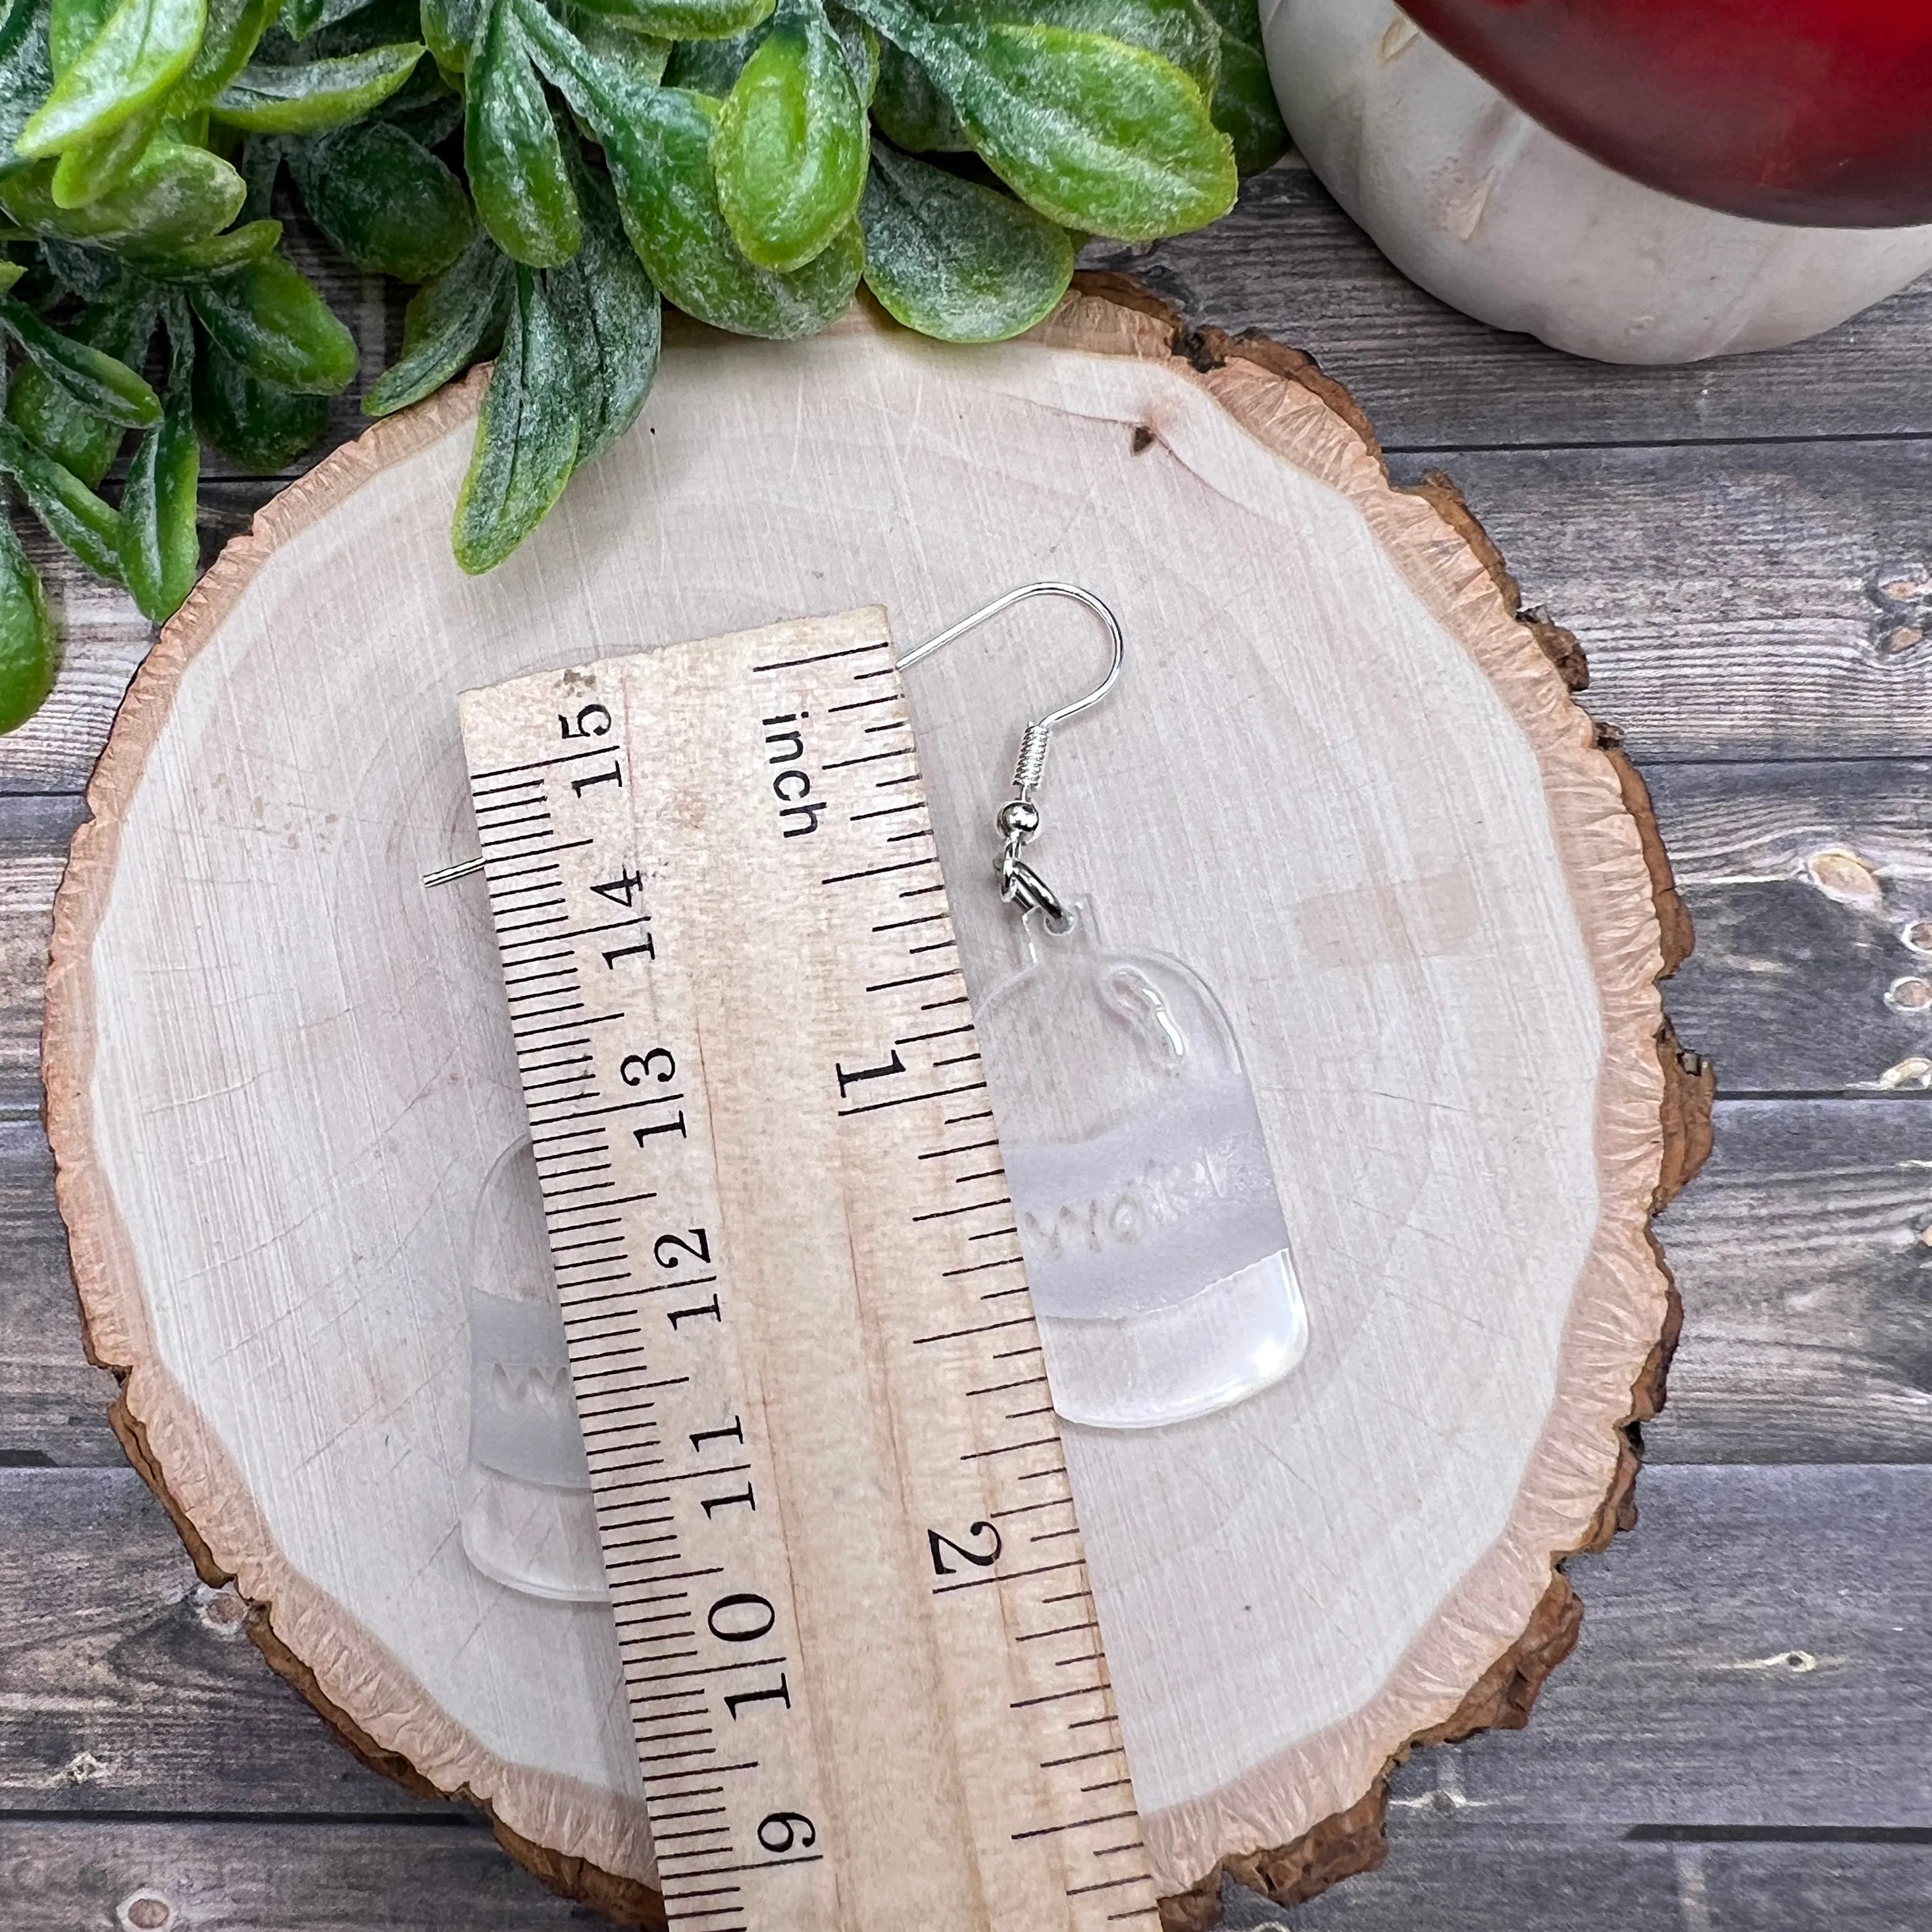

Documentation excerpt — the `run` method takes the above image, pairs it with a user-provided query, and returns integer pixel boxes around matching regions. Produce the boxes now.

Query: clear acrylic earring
[461,1136,609,1600]
[901,585,1311,1431]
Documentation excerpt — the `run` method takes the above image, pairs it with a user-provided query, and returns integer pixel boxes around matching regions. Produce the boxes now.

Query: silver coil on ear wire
[1011,717,1054,796]
[898,582,1125,932]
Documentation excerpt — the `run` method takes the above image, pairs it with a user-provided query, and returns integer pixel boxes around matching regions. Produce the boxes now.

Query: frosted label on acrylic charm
[977,914,1310,1430]
[461,1137,608,1602]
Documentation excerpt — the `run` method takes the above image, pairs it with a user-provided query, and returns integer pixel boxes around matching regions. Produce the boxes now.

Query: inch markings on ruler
[459,608,1156,1931]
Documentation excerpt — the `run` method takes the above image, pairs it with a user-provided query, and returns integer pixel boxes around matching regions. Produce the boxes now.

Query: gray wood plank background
[3,158,1930,1927]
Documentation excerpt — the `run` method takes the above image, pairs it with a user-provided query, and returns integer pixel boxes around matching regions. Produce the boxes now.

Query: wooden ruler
[457,607,1156,1932]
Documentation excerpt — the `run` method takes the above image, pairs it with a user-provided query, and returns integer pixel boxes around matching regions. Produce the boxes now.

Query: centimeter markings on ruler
[457,607,1157,1932]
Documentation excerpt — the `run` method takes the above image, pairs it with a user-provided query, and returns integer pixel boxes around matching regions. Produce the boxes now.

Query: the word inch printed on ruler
[457,606,1157,1932]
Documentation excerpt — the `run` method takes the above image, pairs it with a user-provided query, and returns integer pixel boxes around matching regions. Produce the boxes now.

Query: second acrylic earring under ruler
[457,605,1157,1932]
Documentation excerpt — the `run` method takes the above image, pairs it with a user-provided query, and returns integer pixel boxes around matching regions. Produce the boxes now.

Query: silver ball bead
[997,800,1040,839]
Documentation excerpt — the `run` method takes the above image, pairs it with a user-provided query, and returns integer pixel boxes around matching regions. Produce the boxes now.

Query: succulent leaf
[859,136,1072,341]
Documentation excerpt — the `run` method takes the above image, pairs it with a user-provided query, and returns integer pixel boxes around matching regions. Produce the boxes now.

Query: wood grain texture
[0,798,82,1117]
[20,749,1927,1118]
[1245,1828,1932,1931]
[1652,1101,1932,1467]
[0,1121,120,1467]
[0,1468,436,1818]
[12,749,1925,1120]
[1378,444,1932,763]
[3,1818,1928,1932]
[0,510,179,798]
[3,1467,1926,1833]
[1,160,1926,1931]
[11,261,1932,796]
[9,1096,1922,1475]
[0,1819,586,1931]
[1644,763,1932,1095]
[1383,1464,1932,1825]
[13,436,1932,799]
[1092,161,1932,447]
[5,171,1932,800]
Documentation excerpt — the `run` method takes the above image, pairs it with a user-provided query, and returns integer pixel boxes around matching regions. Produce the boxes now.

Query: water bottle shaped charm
[461,1136,608,1600]
[898,586,1309,1430]
[976,915,1308,1427]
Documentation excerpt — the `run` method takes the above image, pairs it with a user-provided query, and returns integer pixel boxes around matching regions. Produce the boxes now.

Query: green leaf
[363,222,509,415]
[169,0,280,109]
[544,158,657,463]
[380,70,465,147]
[47,0,111,74]
[572,0,769,38]
[36,234,123,295]
[979,0,1217,99]
[236,124,282,215]
[1193,0,1282,175]
[505,0,621,113]
[6,286,155,484]
[48,97,162,207]
[9,359,126,482]
[134,211,282,272]
[191,332,327,469]
[118,339,197,619]
[276,0,369,35]
[511,5,858,336]
[465,0,578,265]
[0,290,161,423]
[269,0,394,46]
[859,138,1071,341]
[290,118,472,281]
[713,0,865,272]
[188,249,358,392]
[46,0,290,204]
[869,34,963,149]
[0,511,55,734]
[0,0,55,180]
[17,0,207,157]
[825,0,873,99]
[452,262,578,574]
[0,139,246,247]
[420,0,480,70]
[0,417,124,579]
[599,83,861,337]
[557,3,668,84]
[842,0,1234,239]
[663,18,761,90]
[210,41,424,132]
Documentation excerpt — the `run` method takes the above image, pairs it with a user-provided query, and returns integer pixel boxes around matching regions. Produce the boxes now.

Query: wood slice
[42,281,1710,1927]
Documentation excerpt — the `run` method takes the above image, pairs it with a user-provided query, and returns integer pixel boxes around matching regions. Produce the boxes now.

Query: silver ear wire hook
[898,582,1124,932]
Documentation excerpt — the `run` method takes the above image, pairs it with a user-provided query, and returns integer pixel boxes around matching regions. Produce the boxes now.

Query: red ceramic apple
[1260,0,1932,362]
[1400,0,1932,226]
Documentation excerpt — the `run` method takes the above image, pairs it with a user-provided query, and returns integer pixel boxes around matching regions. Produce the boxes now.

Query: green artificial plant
[0,0,1284,730]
